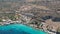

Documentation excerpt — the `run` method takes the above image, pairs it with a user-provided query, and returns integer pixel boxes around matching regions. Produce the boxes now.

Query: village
[0,0,60,34]
[0,5,60,34]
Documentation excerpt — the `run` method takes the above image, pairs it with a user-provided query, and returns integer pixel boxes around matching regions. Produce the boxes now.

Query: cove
[0,24,47,34]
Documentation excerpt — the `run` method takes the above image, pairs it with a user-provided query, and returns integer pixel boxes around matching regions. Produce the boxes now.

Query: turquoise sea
[0,24,47,34]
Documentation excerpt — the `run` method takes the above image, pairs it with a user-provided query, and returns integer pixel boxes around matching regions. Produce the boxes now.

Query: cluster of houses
[0,4,60,34]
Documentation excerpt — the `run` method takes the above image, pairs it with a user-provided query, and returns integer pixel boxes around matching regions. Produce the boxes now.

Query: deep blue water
[0,24,47,34]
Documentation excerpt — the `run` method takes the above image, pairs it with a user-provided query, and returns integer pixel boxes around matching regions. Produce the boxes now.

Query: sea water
[0,24,47,34]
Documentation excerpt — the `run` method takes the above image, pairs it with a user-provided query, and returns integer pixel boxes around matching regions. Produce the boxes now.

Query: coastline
[0,21,48,34]
[0,23,48,34]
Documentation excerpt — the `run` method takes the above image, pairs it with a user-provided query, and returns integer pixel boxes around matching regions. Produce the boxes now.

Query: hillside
[0,0,60,18]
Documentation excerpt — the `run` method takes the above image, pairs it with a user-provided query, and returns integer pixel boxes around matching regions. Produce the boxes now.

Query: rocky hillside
[0,0,60,18]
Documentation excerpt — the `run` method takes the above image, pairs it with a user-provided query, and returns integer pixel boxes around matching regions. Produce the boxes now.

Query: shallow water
[0,24,47,34]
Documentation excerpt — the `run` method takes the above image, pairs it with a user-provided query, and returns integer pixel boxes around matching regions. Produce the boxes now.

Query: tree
[0,18,3,22]
[57,27,60,32]
[8,15,16,21]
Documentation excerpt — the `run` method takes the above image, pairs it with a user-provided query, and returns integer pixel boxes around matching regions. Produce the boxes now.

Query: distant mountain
[0,0,60,18]
[0,0,24,2]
